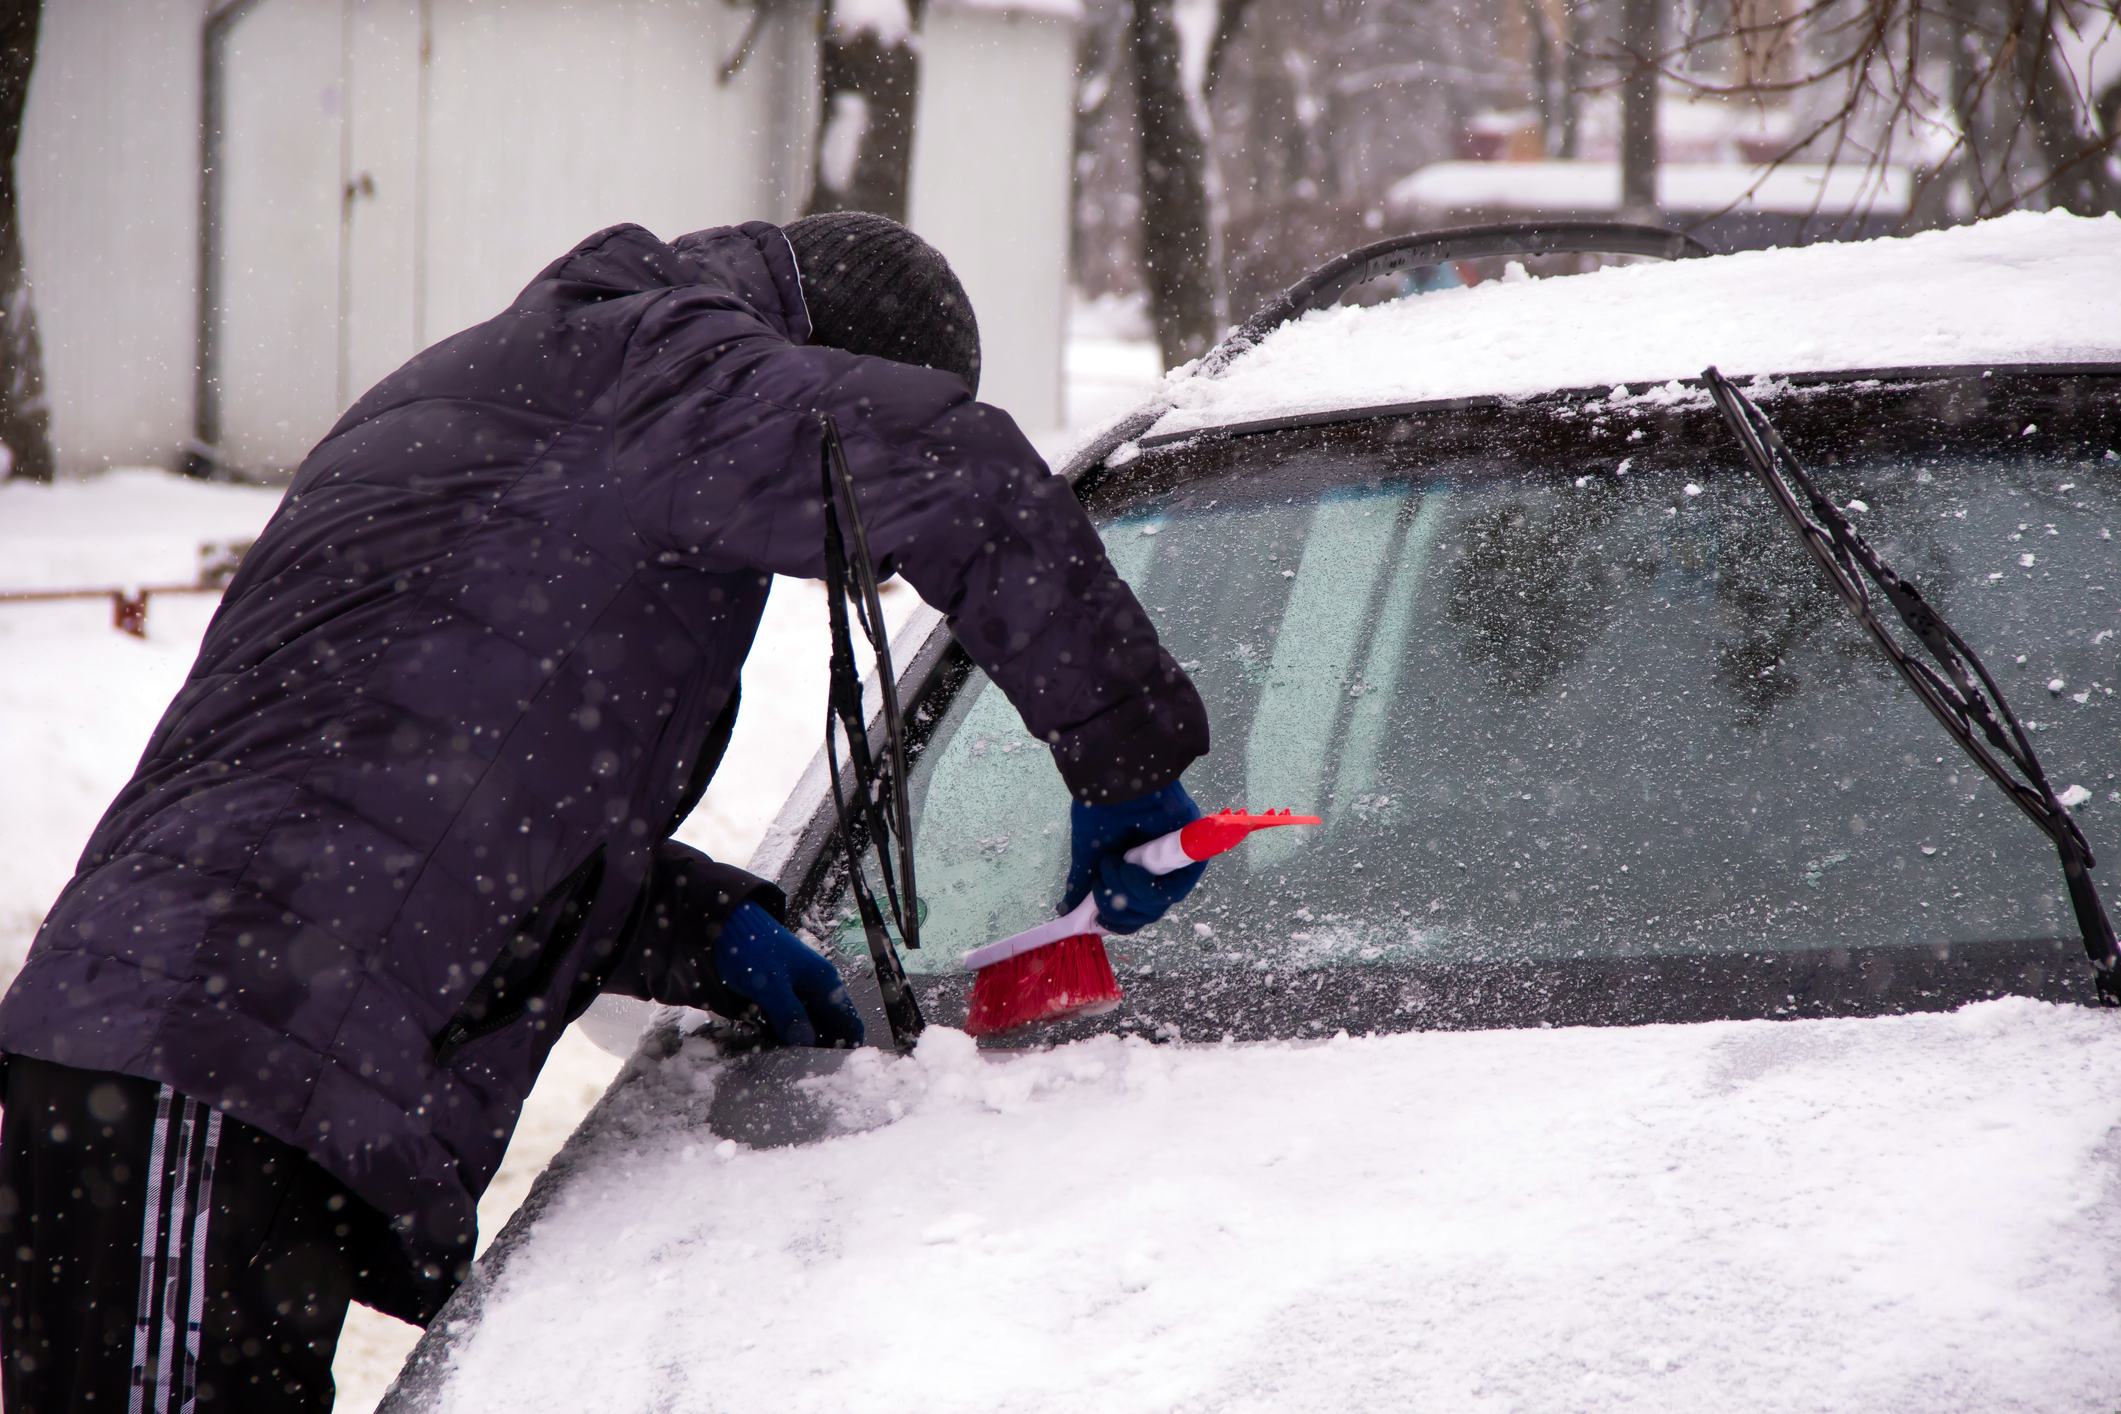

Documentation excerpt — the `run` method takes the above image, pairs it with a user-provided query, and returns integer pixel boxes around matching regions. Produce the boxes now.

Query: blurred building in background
[20,0,2116,470]
[22,0,1077,478]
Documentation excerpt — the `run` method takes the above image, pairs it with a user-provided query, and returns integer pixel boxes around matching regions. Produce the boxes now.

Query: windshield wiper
[820,412,927,1052]
[1704,367,2120,1005]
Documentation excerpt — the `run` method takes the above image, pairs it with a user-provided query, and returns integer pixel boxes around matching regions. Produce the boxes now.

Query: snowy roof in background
[1146,210,2121,441]
[1387,159,1913,216]
[932,0,1082,19]
[423,1001,2121,1412]
[827,0,917,43]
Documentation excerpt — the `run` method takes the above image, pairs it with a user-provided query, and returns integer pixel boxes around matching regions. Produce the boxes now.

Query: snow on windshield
[1148,210,2121,439]
[425,999,2121,1413]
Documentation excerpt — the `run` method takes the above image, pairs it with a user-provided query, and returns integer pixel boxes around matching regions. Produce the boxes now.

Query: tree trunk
[1559,2,1585,160]
[1524,0,1555,156]
[2095,72,2121,214]
[1204,0,1255,99]
[1129,0,1217,368]
[1618,0,1659,222]
[1072,12,1117,284]
[804,0,924,222]
[0,0,49,483]
[1945,0,1994,215]
[2020,0,2112,215]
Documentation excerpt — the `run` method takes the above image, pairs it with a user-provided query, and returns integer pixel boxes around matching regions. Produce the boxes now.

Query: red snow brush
[962,809,1320,1037]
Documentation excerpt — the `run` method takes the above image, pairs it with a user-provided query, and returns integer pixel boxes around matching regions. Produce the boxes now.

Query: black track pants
[0,1059,421,1413]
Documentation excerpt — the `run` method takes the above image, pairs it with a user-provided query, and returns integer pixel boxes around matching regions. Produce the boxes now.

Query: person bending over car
[0,214,1209,1411]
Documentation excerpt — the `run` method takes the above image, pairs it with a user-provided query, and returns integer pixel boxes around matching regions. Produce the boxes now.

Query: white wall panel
[19,0,198,475]
[418,0,815,349]
[344,0,424,407]
[20,0,1071,474]
[908,4,1074,434]
[220,0,342,471]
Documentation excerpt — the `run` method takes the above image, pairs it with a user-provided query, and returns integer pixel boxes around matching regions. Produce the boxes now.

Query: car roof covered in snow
[1138,210,2121,443]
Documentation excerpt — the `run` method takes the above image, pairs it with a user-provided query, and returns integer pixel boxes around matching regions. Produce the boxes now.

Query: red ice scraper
[962,809,1320,1036]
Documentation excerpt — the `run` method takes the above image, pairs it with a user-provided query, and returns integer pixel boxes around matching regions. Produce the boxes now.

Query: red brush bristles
[958,809,1322,1036]
[963,933,1122,1037]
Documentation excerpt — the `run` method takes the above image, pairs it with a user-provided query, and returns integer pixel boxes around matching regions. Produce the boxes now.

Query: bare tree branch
[1600,0,2118,237]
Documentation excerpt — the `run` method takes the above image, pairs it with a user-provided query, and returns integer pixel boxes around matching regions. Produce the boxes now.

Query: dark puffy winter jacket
[0,222,1207,1315]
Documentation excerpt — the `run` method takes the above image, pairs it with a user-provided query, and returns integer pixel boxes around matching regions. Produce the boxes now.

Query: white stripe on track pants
[0,1058,423,1413]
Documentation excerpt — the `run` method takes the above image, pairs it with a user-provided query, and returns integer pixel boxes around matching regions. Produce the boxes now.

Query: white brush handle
[1121,829,1196,875]
[961,896,1103,971]
[958,825,1196,972]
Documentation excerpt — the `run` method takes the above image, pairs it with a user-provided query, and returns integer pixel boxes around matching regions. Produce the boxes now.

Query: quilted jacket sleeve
[597,842,785,1012]
[615,294,1209,804]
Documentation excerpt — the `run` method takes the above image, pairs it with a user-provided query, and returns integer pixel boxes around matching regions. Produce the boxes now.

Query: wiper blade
[820,412,927,1052]
[1703,367,2120,1005]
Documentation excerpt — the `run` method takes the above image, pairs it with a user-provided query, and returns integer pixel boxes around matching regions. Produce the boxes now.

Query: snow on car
[382,212,2121,1413]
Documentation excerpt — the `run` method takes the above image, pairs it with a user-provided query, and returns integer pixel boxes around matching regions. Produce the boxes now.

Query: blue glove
[1060,780,1208,934]
[714,902,866,1048]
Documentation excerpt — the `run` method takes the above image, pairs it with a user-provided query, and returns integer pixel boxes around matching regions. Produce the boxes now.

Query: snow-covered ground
[1148,209,2121,438]
[0,472,289,970]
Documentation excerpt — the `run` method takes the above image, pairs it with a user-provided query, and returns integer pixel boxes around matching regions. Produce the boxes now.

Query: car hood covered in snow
[1145,210,2121,441]
[389,1000,2121,1412]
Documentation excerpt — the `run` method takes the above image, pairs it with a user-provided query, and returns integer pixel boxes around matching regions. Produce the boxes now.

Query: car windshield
[824,430,2118,1031]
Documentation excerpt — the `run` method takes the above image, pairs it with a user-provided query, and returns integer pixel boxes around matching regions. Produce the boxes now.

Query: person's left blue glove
[714,901,866,1048]
[1060,780,1207,934]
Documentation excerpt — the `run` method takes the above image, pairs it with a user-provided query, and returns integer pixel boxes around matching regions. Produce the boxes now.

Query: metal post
[335,0,354,414]
[412,0,432,351]
[190,0,272,479]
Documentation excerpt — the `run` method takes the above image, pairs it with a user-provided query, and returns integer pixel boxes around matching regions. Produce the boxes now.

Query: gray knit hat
[783,212,982,395]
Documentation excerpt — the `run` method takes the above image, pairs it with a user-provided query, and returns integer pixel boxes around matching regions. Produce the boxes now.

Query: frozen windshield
[836,441,2117,998]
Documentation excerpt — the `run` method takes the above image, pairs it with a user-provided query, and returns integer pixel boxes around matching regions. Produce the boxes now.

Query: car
[379,212,2121,1413]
